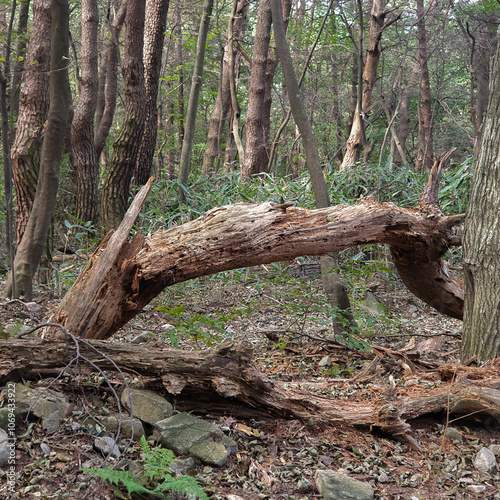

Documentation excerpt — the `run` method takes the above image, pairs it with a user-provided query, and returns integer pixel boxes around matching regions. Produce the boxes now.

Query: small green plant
[156,304,235,347]
[84,436,208,499]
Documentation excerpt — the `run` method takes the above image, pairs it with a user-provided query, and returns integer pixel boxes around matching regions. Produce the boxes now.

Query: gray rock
[103,413,145,440]
[121,388,173,425]
[169,457,196,475]
[377,471,389,483]
[467,485,486,494]
[444,427,463,442]
[0,407,21,431]
[94,436,121,458]
[0,428,14,468]
[12,383,69,433]
[155,412,237,467]
[315,470,374,500]
[131,332,156,344]
[318,356,332,368]
[473,447,497,474]
[489,444,500,456]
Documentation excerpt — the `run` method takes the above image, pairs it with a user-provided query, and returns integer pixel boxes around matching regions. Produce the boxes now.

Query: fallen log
[46,195,464,340]
[2,339,500,444]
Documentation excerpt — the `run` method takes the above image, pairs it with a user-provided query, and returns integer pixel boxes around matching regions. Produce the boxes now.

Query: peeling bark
[2,339,500,438]
[46,188,463,340]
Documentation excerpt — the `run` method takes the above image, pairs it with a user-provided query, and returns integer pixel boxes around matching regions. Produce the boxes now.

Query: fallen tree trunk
[2,339,499,443]
[46,195,464,340]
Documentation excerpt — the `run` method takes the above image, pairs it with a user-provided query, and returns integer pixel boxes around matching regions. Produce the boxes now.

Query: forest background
[0,0,499,351]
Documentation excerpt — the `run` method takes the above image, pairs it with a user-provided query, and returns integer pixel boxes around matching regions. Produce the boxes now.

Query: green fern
[83,436,208,499]
[85,467,151,495]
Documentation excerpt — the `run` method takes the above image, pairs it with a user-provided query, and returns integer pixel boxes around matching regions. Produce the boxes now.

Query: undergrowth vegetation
[0,159,471,350]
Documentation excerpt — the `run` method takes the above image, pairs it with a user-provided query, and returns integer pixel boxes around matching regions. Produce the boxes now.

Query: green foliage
[84,436,208,500]
[156,304,236,347]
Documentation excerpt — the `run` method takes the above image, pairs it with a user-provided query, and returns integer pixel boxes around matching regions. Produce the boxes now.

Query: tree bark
[5,0,70,300]
[2,339,500,437]
[415,0,434,172]
[71,0,99,224]
[177,0,214,201]
[462,30,500,363]
[340,0,398,169]
[10,0,51,246]
[133,0,170,185]
[241,0,273,176]
[201,0,250,175]
[94,0,127,162]
[46,193,463,340]
[10,0,30,128]
[100,0,146,231]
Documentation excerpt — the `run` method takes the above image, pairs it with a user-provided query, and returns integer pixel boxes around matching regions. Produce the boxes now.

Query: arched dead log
[44,172,464,340]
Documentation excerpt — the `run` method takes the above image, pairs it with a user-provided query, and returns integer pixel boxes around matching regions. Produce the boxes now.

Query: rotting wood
[2,339,500,441]
[45,196,464,340]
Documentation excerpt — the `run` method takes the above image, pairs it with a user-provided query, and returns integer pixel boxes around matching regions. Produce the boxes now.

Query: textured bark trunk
[415,0,434,172]
[177,0,214,200]
[94,1,126,161]
[241,0,272,176]
[45,167,463,341]
[462,34,500,362]
[10,0,51,246]
[71,0,99,224]
[3,339,500,436]
[133,0,170,185]
[202,0,249,175]
[5,0,70,300]
[340,0,397,170]
[100,0,146,231]
[10,0,30,127]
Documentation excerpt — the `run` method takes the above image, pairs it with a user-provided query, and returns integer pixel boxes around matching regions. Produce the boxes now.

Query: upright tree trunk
[5,0,70,300]
[177,0,214,200]
[71,0,99,224]
[133,0,170,185]
[201,0,249,175]
[94,0,127,162]
[10,0,51,245]
[241,0,273,177]
[462,32,500,363]
[175,0,185,159]
[100,0,146,231]
[415,0,434,172]
[10,0,30,129]
[341,0,397,170]
[271,0,356,333]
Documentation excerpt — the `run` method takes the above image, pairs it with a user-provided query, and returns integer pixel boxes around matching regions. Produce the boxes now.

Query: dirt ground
[1,257,499,499]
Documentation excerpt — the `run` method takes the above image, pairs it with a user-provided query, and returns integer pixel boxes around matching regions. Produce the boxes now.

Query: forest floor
[1,256,500,500]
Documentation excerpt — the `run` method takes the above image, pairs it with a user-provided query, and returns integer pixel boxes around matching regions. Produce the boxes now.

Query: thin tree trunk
[270,0,357,333]
[340,0,400,169]
[227,0,245,167]
[241,0,273,177]
[133,0,170,185]
[415,0,434,172]
[202,0,249,175]
[5,0,70,300]
[10,0,30,130]
[177,0,213,201]
[71,0,99,224]
[175,0,185,160]
[100,0,146,231]
[94,0,127,162]
[10,0,51,246]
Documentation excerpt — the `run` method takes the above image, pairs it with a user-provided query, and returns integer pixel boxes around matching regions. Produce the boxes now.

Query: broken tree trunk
[45,185,464,340]
[2,339,500,442]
